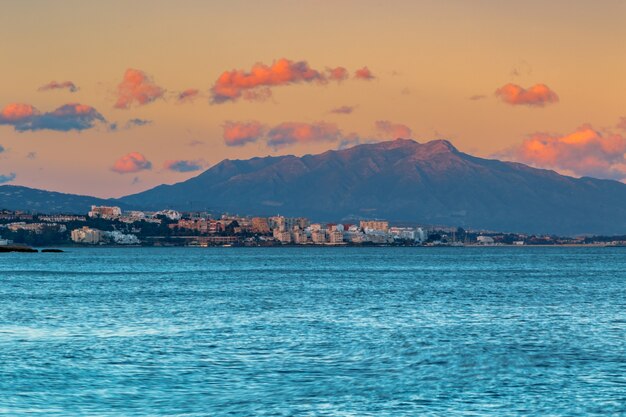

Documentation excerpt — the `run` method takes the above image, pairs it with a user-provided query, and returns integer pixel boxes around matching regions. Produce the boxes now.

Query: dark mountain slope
[119,139,626,235]
[0,185,130,214]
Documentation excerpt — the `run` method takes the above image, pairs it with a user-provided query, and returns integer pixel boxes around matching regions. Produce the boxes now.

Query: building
[292,228,309,244]
[171,219,209,233]
[6,222,46,233]
[39,215,86,223]
[71,227,103,244]
[389,227,416,241]
[477,235,495,245]
[269,216,310,232]
[273,229,292,244]
[154,209,182,221]
[208,220,224,234]
[328,230,344,244]
[119,211,147,223]
[251,217,270,233]
[311,229,327,244]
[268,216,286,231]
[360,220,389,232]
[88,206,122,219]
[196,236,239,245]
[348,232,367,243]
[104,231,140,245]
[416,227,427,243]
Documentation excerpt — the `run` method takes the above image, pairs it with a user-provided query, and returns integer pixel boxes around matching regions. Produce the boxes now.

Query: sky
[1,0,625,198]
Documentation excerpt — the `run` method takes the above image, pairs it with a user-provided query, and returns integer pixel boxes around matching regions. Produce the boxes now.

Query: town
[0,206,625,248]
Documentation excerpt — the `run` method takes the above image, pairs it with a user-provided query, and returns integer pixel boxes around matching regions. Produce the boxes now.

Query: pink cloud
[375,120,412,138]
[177,89,200,103]
[327,67,349,82]
[0,103,39,123]
[617,117,626,131]
[330,105,355,115]
[0,102,104,131]
[114,69,165,109]
[222,120,363,149]
[500,125,626,180]
[354,66,375,80]
[112,152,152,174]
[267,122,341,148]
[38,81,79,93]
[223,121,265,146]
[495,83,559,107]
[210,58,326,103]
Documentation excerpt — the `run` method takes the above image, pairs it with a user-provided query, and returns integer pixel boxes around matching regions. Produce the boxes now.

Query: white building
[154,209,182,221]
[389,227,416,241]
[416,227,427,243]
[477,235,495,245]
[71,227,103,244]
[104,231,140,245]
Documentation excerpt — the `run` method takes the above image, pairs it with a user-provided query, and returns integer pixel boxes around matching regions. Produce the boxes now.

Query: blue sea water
[0,247,625,416]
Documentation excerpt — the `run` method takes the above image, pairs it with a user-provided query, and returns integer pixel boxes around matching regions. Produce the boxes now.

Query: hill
[118,139,626,235]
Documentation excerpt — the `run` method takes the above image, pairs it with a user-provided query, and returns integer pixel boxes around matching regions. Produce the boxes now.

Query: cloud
[327,67,349,82]
[469,94,487,101]
[267,122,341,149]
[354,66,375,80]
[495,83,559,107]
[0,173,16,184]
[375,120,412,138]
[0,145,4,153]
[0,103,38,123]
[617,117,626,131]
[210,58,326,103]
[38,81,79,93]
[163,159,205,172]
[0,102,105,132]
[330,105,355,115]
[187,140,205,147]
[114,68,165,109]
[26,152,36,160]
[109,118,151,131]
[177,89,200,103]
[500,124,626,180]
[125,118,151,128]
[223,121,265,147]
[223,120,365,149]
[111,152,152,174]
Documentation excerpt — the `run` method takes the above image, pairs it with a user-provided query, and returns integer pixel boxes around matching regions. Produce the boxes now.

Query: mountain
[117,139,626,235]
[0,185,127,214]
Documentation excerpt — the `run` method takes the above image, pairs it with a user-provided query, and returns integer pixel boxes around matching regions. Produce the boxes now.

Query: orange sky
[1,0,625,197]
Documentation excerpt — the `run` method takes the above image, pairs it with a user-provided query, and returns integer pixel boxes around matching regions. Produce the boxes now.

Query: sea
[0,247,624,416]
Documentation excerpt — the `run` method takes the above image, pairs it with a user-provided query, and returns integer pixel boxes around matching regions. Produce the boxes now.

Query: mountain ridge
[3,138,626,235]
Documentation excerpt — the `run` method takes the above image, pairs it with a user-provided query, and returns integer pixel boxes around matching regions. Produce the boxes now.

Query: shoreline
[12,243,623,250]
